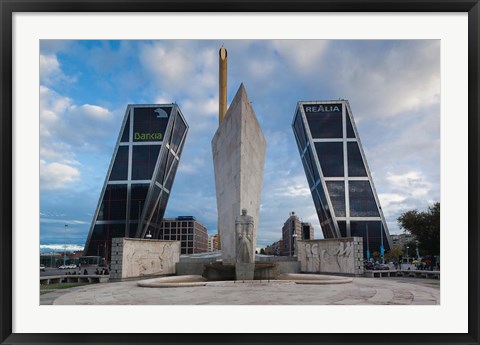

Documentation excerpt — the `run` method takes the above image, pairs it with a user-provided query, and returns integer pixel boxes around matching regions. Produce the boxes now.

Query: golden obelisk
[219,46,228,124]
[217,45,228,248]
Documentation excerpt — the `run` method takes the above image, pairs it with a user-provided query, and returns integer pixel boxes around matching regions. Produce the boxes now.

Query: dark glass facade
[84,104,188,260]
[292,100,392,253]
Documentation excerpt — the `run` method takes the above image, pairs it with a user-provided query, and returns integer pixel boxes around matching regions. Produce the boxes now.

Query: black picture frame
[1,1,478,344]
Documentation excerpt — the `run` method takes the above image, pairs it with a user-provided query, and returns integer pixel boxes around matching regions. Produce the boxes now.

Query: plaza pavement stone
[45,276,440,305]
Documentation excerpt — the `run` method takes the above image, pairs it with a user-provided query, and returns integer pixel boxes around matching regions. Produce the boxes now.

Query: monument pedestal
[235,263,255,281]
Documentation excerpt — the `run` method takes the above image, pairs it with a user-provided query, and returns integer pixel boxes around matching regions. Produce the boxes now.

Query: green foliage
[385,245,403,262]
[260,248,266,255]
[397,202,440,256]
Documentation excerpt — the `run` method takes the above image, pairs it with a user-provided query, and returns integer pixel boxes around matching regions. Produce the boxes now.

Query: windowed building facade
[84,104,188,261]
[156,216,208,254]
[292,100,392,254]
[208,234,219,252]
[281,212,314,256]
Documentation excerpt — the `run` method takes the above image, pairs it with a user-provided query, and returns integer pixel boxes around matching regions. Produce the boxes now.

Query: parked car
[373,263,390,270]
[364,262,374,270]
[40,264,45,272]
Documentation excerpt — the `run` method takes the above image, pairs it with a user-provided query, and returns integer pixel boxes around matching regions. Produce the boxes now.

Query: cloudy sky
[39,40,440,250]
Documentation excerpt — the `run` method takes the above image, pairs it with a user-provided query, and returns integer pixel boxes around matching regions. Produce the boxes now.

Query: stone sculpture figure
[235,209,254,263]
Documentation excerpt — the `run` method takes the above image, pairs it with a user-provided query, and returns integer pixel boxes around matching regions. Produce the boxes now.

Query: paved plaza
[41,276,439,305]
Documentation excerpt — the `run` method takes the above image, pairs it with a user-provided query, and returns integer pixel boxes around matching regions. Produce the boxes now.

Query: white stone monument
[110,238,180,279]
[212,83,266,264]
[297,238,364,276]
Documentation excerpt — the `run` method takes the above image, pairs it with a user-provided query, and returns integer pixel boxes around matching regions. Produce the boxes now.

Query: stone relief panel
[298,238,362,275]
[122,239,180,278]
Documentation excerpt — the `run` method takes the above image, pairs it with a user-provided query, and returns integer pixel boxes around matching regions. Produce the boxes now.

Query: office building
[292,100,392,254]
[84,104,188,260]
[156,216,208,254]
[265,239,283,256]
[281,211,314,256]
[391,233,415,247]
[208,234,219,252]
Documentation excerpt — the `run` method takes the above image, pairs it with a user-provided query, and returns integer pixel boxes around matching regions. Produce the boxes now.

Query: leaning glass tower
[292,100,392,255]
[83,104,188,260]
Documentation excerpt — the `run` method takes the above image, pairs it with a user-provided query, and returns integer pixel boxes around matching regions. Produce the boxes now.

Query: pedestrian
[83,269,88,275]
[95,268,100,275]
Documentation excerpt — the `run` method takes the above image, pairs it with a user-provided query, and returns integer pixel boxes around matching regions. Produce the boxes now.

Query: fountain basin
[137,273,353,288]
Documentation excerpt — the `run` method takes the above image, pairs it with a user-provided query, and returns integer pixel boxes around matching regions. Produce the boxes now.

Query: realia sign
[304,104,341,113]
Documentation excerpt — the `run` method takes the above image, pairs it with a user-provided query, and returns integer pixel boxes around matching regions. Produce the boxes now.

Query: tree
[397,202,440,258]
[385,245,403,263]
[259,248,266,255]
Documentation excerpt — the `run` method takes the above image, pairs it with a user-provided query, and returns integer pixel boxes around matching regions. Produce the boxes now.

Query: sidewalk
[41,276,439,305]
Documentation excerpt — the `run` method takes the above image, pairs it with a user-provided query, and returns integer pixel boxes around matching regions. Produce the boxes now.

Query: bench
[364,270,398,278]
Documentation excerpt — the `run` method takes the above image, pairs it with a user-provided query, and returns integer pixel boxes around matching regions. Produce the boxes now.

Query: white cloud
[40,54,75,86]
[40,84,119,157]
[377,193,409,219]
[140,42,219,126]
[270,40,329,74]
[140,44,194,84]
[182,97,218,118]
[177,157,206,174]
[247,57,276,79]
[154,94,173,105]
[70,104,113,121]
[40,145,79,165]
[333,41,440,118]
[40,160,80,190]
[40,86,71,137]
[386,171,432,197]
[378,193,406,207]
[274,184,311,198]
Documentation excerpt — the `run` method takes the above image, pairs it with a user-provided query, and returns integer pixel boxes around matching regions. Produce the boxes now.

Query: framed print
[1,1,479,344]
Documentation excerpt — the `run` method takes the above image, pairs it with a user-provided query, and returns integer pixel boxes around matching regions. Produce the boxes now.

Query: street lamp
[64,224,68,266]
[406,245,410,264]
